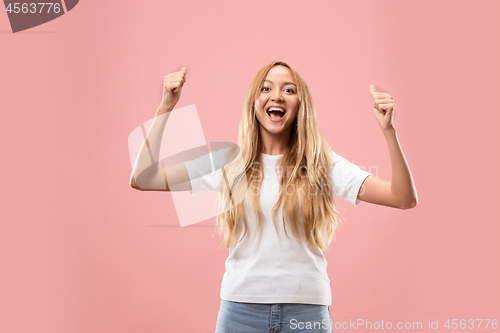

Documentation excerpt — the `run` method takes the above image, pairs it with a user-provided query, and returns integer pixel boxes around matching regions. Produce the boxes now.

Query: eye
[261,87,270,92]
[285,88,295,93]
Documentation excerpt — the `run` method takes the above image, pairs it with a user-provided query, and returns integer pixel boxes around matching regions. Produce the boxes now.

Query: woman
[130,61,417,332]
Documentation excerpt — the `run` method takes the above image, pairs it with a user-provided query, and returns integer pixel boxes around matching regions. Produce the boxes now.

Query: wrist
[382,126,396,135]
[156,104,174,116]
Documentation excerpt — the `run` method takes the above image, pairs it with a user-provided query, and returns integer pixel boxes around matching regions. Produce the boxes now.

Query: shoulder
[210,144,240,170]
[329,149,371,180]
[329,150,351,168]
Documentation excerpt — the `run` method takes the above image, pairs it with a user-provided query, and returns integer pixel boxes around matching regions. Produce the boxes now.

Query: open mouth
[266,107,286,121]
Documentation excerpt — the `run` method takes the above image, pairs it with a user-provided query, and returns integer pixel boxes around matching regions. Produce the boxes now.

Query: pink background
[1,0,499,332]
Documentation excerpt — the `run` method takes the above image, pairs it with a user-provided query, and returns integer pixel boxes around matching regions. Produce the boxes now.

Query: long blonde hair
[214,61,343,250]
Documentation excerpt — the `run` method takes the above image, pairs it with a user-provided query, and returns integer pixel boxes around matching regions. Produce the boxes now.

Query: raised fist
[160,67,187,111]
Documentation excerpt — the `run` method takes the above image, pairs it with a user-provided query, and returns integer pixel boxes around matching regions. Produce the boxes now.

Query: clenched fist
[369,84,395,130]
[159,67,187,112]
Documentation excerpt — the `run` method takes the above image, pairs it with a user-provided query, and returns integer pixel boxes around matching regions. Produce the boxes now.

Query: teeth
[268,108,285,113]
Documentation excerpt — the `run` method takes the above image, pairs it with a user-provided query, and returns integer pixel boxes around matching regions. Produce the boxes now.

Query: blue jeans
[215,299,333,333]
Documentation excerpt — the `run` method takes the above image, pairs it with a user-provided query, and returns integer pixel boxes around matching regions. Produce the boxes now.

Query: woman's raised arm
[129,67,192,192]
[356,85,417,209]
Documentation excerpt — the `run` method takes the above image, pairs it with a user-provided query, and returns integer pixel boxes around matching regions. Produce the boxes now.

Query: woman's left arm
[356,85,418,210]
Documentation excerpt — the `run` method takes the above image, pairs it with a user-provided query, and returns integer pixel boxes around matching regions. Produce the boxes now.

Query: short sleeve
[330,151,372,206]
[181,148,226,195]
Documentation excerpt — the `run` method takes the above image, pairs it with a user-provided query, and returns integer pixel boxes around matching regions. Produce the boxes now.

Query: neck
[259,125,292,155]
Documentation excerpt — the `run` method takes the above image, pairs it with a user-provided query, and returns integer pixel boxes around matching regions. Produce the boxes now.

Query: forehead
[265,65,295,83]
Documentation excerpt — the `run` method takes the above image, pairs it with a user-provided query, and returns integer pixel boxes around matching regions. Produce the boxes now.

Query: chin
[264,124,288,134]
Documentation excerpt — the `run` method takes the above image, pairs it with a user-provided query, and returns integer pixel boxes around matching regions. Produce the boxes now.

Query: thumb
[180,66,187,74]
[370,84,376,94]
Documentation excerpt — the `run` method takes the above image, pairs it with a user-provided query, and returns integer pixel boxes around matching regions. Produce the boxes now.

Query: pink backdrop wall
[1,0,499,332]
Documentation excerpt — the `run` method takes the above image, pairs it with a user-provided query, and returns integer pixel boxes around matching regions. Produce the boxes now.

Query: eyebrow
[264,79,297,87]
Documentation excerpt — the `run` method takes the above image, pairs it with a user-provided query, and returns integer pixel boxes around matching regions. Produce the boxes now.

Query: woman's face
[254,65,299,137]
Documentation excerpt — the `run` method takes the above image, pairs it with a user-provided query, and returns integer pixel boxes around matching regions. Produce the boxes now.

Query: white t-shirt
[182,148,372,305]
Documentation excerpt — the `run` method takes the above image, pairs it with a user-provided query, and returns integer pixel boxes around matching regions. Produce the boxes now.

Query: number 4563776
[443,319,498,329]
[6,3,62,14]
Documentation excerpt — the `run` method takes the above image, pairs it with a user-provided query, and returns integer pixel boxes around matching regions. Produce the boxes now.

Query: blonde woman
[130,61,417,333]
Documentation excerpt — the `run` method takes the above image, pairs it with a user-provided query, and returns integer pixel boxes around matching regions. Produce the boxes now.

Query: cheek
[289,106,299,120]
[254,100,265,120]
[254,100,260,111]
[255,98,264,111]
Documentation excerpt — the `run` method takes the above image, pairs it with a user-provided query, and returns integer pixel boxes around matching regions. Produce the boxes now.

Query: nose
[271,92,284,102]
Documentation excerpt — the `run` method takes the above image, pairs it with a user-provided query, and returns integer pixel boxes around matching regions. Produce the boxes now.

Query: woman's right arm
[129,67,191,192]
